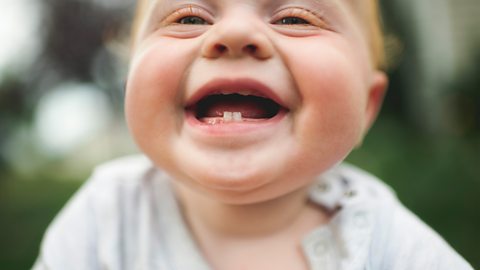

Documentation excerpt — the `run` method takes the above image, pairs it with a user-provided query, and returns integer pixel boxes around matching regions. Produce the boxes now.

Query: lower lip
[184,110,288,136]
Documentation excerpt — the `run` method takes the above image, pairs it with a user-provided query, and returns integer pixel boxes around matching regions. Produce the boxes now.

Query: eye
[177,16,209,25]
[274,17,310,25]
[271,7,328,29]
[160,5,213,27]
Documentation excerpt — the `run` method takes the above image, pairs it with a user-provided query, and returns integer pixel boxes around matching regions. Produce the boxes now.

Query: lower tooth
[207,118,218,125]
[223,112,233,122]
[233,112,242,122]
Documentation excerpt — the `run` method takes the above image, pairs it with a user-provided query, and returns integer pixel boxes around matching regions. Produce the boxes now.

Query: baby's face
[126,0,387,204]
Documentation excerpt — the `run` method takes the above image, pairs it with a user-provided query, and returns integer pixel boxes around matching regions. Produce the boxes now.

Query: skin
[125,0,388,268]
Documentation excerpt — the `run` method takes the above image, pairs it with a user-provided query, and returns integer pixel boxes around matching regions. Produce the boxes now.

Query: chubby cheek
[280,36,368,161]
[125,41,195,154]
[301,71,365,146]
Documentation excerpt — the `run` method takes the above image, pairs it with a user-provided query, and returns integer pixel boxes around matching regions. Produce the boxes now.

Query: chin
[169,157,317,205]
[186,160,278,192]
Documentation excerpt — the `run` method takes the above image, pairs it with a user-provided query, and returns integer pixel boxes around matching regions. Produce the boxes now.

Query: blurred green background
[0,0,479,269]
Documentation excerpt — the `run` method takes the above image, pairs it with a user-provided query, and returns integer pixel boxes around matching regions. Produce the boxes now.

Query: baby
[34,0,473,269]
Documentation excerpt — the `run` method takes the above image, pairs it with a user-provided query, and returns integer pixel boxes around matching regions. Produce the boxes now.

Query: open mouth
[186,92,286,124]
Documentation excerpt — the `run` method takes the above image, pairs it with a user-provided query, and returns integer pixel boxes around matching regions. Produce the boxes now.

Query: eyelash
[163,5,212,25]
[272,7,327,27]
[161,6,327,28]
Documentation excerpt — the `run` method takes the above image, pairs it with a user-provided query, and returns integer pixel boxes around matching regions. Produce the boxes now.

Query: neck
[174,183,327,239]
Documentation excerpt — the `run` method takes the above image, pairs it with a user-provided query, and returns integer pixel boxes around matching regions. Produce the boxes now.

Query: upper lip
[184,78,288,109]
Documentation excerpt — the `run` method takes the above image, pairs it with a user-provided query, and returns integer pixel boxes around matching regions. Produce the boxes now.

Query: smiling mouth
[188,93,283,124]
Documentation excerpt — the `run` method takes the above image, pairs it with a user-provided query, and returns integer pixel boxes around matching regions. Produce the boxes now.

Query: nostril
[215,44,227,53]
[244,44,257,54]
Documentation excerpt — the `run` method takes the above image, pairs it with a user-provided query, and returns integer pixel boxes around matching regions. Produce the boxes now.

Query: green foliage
[0,115,478,269]
[0,0,478,269]
[0,177,82,270]
[348,116,480,267]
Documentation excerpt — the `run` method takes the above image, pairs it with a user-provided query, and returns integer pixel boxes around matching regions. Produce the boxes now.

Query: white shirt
[33,155,474,270]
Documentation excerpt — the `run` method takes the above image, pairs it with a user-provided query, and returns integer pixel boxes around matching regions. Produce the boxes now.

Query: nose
[201,16,274,60]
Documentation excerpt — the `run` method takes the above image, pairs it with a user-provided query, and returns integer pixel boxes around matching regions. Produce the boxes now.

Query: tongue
[197,94,279,119]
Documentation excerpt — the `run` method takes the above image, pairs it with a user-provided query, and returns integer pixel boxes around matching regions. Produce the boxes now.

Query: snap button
[344,189,357,198]
[316,182,330,193]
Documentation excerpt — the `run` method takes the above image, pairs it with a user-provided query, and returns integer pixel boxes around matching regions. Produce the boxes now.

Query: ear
[364,71,388,131]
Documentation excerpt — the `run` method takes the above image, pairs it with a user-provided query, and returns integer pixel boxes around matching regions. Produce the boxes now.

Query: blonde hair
[131,0,150,47]
[131,0,387,69]
[363,0,387,70]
